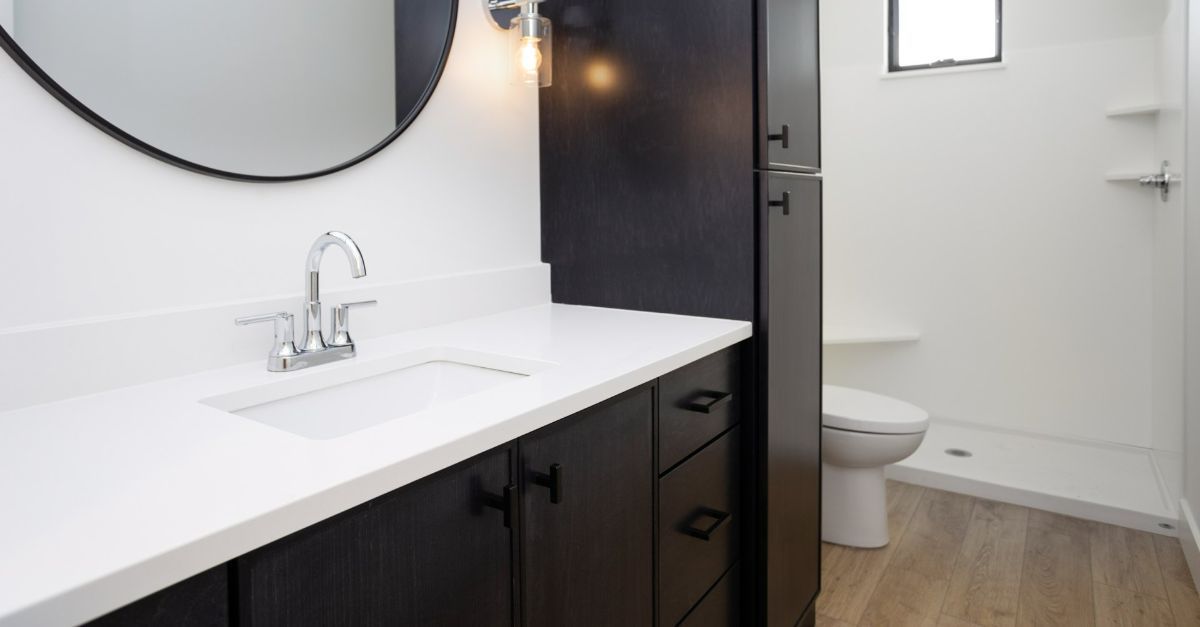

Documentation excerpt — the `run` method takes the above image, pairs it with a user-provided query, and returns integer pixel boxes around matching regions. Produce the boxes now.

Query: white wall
[0,1,541,394]
[0,0,12,31]
[822,0,1165,447]
[13,0,397,176]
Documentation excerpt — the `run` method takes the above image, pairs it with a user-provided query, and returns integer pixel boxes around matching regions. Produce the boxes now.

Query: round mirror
[0,1,457,181]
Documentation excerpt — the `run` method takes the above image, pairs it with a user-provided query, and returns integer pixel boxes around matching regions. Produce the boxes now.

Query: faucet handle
[328,300,377,347]
[235,312,301,360]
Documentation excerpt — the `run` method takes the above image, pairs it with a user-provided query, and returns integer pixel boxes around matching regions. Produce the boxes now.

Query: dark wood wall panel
[539,0,756,321]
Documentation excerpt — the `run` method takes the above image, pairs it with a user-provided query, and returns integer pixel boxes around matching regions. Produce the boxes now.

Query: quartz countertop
[0,304,751,626]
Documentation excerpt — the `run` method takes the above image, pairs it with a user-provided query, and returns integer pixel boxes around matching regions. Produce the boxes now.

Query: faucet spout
[305,231,367,304]
[302,231,367,352]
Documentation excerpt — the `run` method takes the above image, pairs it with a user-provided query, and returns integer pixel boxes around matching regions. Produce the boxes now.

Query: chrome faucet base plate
[268,344,357,373]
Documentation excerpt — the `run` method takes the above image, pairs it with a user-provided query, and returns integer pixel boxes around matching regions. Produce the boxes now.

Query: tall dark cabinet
[759,173,822,626]
[539,0,822,624]
[756,0,823,623]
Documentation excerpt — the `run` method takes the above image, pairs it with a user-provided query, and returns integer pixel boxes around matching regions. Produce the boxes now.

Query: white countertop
[0,304,751,626]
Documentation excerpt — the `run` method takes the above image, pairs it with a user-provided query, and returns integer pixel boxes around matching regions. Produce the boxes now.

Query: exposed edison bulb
[518,36,542,74]
[508,9,551,87]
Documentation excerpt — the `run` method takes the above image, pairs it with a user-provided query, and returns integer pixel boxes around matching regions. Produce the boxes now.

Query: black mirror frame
[0,3,457,183]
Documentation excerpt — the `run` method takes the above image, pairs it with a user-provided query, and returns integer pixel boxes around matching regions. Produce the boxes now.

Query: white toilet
[821,385,929,548]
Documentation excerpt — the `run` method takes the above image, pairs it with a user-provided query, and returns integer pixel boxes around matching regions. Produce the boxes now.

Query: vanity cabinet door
[85,565,229,627]
[760,0,821,172]
[520,385,655,627]
[238,446,516,627]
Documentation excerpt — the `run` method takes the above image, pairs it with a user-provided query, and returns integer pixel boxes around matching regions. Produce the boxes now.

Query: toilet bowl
[821,385,929,548]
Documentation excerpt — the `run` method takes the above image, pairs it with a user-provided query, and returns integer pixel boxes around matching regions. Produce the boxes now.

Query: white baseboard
[0,263,550,412]
[1180,499,1200,591]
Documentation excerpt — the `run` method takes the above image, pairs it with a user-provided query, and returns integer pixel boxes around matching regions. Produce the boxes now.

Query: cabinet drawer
[658,344,742,473]
[679,563,740,627]
[659,426,740,626]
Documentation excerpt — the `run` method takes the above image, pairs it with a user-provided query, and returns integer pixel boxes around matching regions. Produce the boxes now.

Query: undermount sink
[201,347,553,439]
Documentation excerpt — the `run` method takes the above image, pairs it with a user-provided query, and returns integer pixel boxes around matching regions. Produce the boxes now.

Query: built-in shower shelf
[823,329,921,346]
[1105,103,1162,118]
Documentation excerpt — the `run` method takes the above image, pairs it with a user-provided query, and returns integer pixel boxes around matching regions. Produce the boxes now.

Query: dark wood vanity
[86,344,746,627]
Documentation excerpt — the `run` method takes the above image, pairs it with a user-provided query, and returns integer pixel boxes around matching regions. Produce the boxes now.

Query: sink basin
[202,347,552,439]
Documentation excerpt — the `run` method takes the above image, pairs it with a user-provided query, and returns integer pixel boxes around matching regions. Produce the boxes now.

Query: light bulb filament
[518,36,543,74]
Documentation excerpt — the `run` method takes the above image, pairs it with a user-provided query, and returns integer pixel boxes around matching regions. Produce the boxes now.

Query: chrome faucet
[236,231,377,372]
[302,232,368,351]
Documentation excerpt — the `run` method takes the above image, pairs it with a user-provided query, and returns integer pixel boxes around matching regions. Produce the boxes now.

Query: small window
[888,0,1002,72]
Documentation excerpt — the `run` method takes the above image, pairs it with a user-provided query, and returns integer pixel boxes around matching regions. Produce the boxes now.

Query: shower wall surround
[0,1,546,409]
[1152,0,1188,482]
[1181,0,1200,586]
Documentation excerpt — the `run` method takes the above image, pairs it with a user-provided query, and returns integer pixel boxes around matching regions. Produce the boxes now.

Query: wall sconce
[485,0,553,87]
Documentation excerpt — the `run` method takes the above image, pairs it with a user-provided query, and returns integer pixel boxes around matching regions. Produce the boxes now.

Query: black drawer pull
[483,483,518,528]
[768,191,791,215]
[532,463,564,504]
[682,507,732,541]
[686,391,733,414]
[768,123,790,149]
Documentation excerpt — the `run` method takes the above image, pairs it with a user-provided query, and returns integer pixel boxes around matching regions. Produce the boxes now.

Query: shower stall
[822,0,1191,535]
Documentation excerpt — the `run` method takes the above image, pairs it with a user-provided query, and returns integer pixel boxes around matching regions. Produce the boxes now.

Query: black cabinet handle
[767,124,790,149]
[483,483,518,528]
[682,507,732,541]
[768,191,791,215]
[685,391,733,414]
[532,463,564,504]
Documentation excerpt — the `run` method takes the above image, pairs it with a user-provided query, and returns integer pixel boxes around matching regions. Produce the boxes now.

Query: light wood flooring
[816,481,1200,626]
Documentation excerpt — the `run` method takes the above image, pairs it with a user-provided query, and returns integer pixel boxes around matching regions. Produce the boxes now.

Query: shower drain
[944,448,973,458]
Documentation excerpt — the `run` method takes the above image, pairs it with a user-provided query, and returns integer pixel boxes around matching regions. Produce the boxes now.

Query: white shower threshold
[886,419,1181,536]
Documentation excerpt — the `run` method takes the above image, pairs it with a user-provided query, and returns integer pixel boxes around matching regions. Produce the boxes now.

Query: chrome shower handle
[1139,161,1177,201]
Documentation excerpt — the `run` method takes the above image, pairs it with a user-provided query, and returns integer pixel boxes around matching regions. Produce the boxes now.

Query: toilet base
[821,463,890,548]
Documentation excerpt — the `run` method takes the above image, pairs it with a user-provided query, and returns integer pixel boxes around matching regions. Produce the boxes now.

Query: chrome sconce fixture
[485,0,553,87]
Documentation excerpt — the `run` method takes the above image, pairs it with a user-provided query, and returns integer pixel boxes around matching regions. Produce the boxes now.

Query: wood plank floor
[816,481,1200,626]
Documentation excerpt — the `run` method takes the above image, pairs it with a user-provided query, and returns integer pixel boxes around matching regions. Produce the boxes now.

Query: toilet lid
[822,385,929,435]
